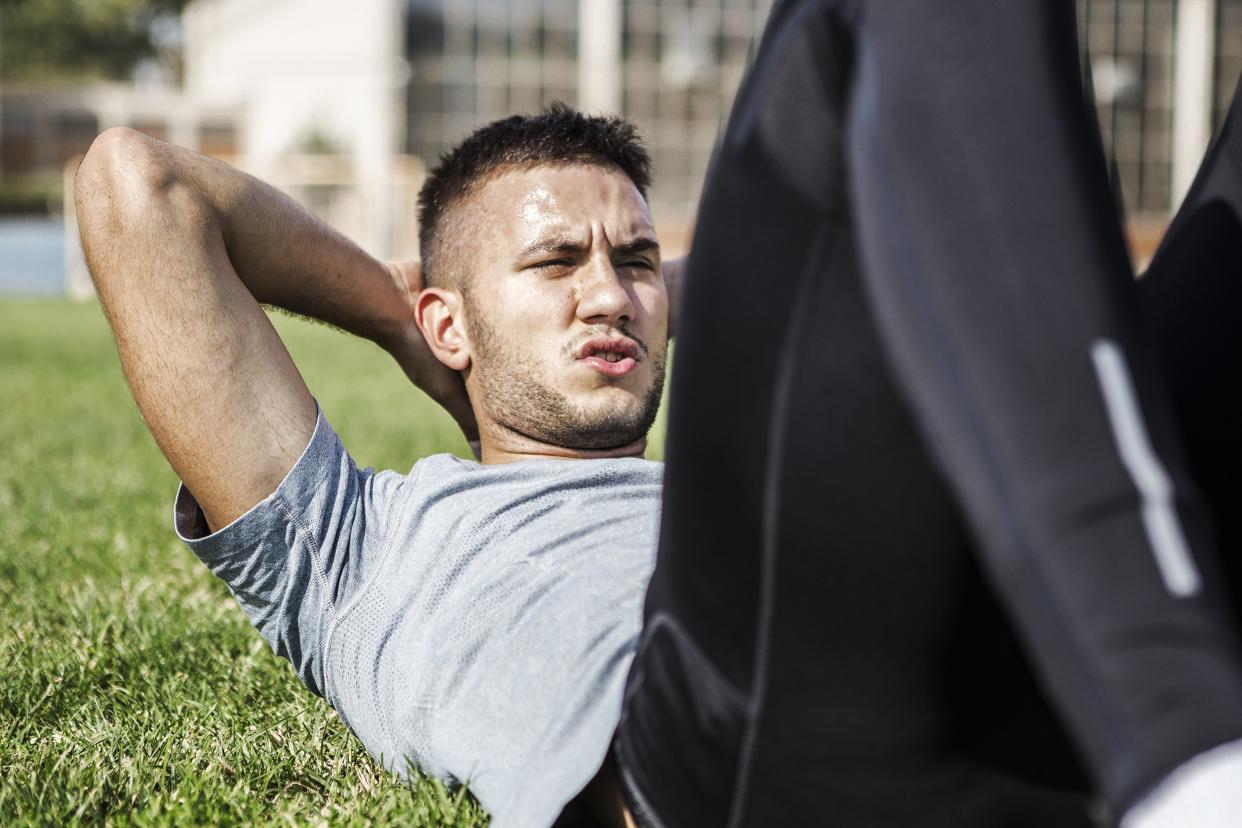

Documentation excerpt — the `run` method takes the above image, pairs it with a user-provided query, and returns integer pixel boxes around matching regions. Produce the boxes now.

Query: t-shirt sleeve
[173,407,406,697]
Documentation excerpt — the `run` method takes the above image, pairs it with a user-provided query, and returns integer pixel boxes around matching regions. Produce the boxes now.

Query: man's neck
[477,424,648,464]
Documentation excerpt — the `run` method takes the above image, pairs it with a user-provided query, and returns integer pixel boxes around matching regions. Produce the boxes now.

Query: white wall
[183,0,405,255]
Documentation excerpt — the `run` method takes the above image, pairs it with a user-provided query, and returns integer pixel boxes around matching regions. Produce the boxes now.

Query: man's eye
[621,259,655,271]
[534,259,573,269]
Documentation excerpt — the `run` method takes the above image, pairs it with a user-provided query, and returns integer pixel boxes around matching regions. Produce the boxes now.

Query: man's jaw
[470,379,655,464]
[464,330,665,464]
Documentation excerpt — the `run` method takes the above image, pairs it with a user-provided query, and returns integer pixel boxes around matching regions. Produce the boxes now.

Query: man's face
[455,163,668,451]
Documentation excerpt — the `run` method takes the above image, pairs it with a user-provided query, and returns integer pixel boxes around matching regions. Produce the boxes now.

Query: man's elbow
[75,128,208,276]
[75,127,183,232]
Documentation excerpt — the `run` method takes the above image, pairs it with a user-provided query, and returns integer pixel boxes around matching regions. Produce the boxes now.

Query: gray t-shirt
[174,409,662,827]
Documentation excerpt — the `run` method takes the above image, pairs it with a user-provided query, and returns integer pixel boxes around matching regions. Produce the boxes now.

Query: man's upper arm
[173,409,408,695]
[76,127,316,531]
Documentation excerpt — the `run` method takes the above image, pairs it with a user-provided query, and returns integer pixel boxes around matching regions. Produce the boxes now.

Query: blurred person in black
[614,1,1242,826]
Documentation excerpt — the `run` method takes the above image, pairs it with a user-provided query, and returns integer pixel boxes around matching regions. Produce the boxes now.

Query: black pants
[614,2,1242,826]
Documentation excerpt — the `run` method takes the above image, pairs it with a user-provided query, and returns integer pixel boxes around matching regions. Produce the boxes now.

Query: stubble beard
[467,306,666,451]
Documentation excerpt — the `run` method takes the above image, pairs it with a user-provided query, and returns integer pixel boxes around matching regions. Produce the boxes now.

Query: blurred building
[1074,0,1242,260]
[171,0,773,255]
[0,82,239,213]
[1080,0,1179,214]
[4,0,1242,258]
[182,0,1237,228]
[404,0,772,217]
[182,0,410,257]
[0,80,243,296]
[1079,0,1242,218]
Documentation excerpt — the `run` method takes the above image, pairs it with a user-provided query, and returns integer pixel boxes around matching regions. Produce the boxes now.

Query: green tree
[0,0,193,82]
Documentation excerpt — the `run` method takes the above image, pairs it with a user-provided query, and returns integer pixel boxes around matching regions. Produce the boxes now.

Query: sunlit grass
[0,299,500,826]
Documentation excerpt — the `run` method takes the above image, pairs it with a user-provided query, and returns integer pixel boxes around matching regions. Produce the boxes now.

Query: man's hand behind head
[384,259,481,457]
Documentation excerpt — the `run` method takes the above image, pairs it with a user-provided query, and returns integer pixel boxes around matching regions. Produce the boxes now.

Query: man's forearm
[81,127,408,350]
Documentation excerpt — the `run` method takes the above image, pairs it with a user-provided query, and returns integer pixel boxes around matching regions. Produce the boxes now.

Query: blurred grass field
[0,298,667,825]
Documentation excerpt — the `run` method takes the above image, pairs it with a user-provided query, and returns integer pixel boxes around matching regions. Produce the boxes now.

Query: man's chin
[572,364,651,393]
[476,358,665,453]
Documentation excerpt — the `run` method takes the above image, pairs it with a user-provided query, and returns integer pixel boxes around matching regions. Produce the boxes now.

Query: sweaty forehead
[462,164,654,253]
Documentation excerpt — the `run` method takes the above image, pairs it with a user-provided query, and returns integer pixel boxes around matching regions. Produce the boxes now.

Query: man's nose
[576,258,635,324]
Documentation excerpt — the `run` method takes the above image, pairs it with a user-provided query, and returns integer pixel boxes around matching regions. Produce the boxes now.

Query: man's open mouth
[576,338,640,377]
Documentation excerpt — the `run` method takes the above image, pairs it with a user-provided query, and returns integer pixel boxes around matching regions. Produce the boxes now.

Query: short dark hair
[416,102,652,287]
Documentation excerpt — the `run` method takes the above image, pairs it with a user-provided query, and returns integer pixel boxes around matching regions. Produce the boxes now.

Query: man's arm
[76,127,420,530]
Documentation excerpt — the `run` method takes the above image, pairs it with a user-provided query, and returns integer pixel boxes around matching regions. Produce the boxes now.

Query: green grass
[0,299,542,826]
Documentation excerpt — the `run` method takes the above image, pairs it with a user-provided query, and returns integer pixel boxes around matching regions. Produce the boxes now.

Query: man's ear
[415,288,472,372]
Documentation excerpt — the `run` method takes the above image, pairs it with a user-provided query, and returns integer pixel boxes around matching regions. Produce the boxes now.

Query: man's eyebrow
[513,234,660,263]
[515,235,589,262]
[612,237,660,257]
